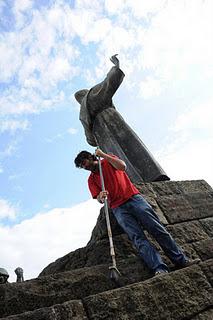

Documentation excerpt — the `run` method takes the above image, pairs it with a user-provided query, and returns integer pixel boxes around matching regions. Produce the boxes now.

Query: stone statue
[0,268,9,284]
[14,267,24,282]
[75,55,170,183]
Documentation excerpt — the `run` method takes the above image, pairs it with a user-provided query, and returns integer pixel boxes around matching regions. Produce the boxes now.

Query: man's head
[74,151,98,172]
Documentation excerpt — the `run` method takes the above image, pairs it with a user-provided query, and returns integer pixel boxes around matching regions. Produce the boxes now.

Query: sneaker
[178,258,201,268]
[155,270,168,276]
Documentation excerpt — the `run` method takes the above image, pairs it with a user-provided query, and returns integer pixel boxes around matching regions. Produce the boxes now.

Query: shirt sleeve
[88,175,101,199]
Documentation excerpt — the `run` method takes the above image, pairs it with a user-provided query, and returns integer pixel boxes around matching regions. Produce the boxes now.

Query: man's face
[81,157,98,172]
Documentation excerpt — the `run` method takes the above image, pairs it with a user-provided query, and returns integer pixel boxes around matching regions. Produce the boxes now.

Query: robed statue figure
[75,55,169,183]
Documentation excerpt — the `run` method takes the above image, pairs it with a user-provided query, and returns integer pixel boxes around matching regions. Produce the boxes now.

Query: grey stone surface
[148,180,213,196]
[157,192,213,223]
[40,234,137,276]
[83,266,213,320]
[0,300,88,320]
[166,220,209,245]
[0,257,152,318]
[1,180,212,320]
[142,195,168,225]
[191,308,213,320]
[200,259,213,287]
[199,217,213,237]
[193,239,213,260]
[177,180,213,194]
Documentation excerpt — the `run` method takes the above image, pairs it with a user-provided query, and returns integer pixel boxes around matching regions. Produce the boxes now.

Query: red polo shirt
[88,156,139,208]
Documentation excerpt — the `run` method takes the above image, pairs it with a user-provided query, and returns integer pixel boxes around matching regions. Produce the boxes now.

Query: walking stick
[96,147,121,283]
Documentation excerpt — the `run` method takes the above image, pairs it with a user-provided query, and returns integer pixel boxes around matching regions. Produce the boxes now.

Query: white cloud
[0,199,17,220]
[0,1,79,120]
[140,76,163,99]
[0,199,101,282]
[0,139,20,159]
[159,136,213,188]
[0,119,30,133]
[171,101,213,132]
[67,127,77,135]
[0,166,3,174]
[157,98,213,187]
[136,0,213,98]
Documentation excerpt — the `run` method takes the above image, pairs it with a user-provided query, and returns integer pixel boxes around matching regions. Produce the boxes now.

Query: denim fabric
[112,194,187,272]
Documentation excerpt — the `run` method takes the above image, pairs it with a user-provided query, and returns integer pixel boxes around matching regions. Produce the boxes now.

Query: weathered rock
[192,239,213,260]
[0,257,152,318]
[141,195,168,224]
[1,180,212,320]
[157,192,213,223]
[191,308,213,320]
[200,259,213,287]
[166,220,209,245]
[40,234,137,276]
[0,300,87,320]
[144,180,212,196]
[199,217,213,237]
[83,266,213,320]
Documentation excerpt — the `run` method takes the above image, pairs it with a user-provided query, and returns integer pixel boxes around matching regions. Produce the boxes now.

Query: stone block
[191,308,213,320]
[0,265,117,317]
[157,192,213,224]
[0,300,88,320]
[181,243,201,260]
[177,180,213,194]
[136,180,213,197]
[0,255,153,318]
[84,266,213,320]
[135,182,156,197]
[200,259,213,287]
[143,195,168,224]
[193,239,213,260]
[166,221,209,245]
[151,181,182,196]
[199,217,213,237]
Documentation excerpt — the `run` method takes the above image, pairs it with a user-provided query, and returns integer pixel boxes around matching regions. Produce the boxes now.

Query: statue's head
[15,267,23,276]
[74,89,89,104]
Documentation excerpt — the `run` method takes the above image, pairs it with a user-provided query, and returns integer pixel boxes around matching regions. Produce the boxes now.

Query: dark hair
[74,151,97,168]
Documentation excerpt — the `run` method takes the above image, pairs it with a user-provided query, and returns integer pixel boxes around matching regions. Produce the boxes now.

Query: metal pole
[97,152,121,277]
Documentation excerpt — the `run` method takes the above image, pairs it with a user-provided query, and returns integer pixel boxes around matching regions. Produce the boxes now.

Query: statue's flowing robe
[78,66,169,183]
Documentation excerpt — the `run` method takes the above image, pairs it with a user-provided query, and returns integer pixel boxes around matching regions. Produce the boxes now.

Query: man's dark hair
[74,151,97,168]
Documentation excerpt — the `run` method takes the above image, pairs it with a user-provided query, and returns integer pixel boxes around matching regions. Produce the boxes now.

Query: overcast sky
[0,0,213,282]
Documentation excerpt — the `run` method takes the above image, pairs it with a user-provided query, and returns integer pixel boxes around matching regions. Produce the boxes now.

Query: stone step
[1,264,212,320]
[0,300,88,320]
[1,240,212,318]
[83,265,213,320]
[0,256,151,318]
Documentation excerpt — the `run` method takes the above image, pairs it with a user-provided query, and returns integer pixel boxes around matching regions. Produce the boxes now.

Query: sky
[0,0,213,282]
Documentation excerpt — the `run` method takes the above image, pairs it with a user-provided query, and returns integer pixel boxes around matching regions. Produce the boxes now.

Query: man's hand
[95,148,106,158]
[95,148,126,171]
[97,190,109,203]
[110,54,119,68]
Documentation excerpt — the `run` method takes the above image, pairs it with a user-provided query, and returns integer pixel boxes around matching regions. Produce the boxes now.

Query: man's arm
[95,149,126,171]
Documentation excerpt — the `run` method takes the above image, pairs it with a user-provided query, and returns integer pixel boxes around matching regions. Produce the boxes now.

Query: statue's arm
[97,55,125,102]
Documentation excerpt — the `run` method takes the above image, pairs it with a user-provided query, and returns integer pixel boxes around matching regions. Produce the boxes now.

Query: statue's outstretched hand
[110,54,120,68]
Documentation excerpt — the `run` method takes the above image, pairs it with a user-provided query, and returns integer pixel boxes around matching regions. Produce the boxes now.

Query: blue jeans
[112,194,187,272]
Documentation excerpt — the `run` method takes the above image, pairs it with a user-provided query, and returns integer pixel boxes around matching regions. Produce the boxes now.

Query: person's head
[74,151,98,172]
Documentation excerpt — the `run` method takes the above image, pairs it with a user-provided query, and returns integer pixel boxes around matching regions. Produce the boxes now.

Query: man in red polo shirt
[74,148,200,275]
